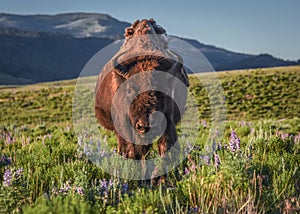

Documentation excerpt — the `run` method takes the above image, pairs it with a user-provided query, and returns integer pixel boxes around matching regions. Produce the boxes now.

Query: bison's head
[110,19,189,144]
[112,65,180,144]
[112,54,187,145]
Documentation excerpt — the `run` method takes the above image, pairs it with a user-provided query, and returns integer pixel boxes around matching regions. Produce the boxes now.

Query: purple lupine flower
[229,138,235,152]
[100,150,106,157]
[201,120,207,127]
[51,188,58,195]
[214,154,220,168]
[109,179,113,188]
[83,145,92,156]
[83,145,88,154]
[240,121,246,127]
[3,169,12,187]
[122,183,128,192]
[280,133,289,141]
[59,183,71,194]
[5,134,13,145]
[294,133,300,144]
[184,167,190,175]
[43,192,50,199]
[65,184,71,191]
[15,168,23,177]
[101,179,108,190]
[217,142,223,150]
[236,138,240,150]
[97,141,101,152]
[83,131,87,138]
[229,130,240,152]
[201,155,210,165]
[0,155,11,166]
[75,186,84,196]
[77,135,83,147]
[89,138,94,146]
[191,163,196,171]
[185,140,193,154]
[189,207,199,213]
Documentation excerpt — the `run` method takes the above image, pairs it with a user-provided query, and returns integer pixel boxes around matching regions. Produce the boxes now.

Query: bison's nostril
[136,123,144,133]
[135,122,150,134]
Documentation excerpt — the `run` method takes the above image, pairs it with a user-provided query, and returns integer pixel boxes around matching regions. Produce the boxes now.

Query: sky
[1,0,300,61]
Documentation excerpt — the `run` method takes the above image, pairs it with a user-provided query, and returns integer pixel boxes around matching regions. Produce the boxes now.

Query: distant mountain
[0,13,130,39]
[180,38,297,71]
[0,28,114,84]
[229,53,297,70]
[0,13,298,85]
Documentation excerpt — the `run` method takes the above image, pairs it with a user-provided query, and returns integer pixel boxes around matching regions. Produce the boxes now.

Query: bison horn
[112,52,129,78]
[167,50,189,86]
[168,50,183,65]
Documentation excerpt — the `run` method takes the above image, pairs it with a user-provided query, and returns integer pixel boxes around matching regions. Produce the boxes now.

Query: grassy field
[0,66,299,213]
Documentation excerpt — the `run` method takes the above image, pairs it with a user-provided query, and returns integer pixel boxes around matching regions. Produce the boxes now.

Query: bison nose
[135,120,150,134]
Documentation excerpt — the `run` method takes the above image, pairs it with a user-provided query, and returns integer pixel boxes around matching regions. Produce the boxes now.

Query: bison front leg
[117,135,136,158]
[117,135,150,180]
[151,120,178,185]
[158,123,177,156]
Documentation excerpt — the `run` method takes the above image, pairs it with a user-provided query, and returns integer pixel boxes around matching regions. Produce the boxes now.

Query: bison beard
[95,19,189,184]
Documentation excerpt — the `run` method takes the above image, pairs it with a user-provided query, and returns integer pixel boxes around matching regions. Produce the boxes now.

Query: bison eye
[126,85,138,96]
[127,88,132,94]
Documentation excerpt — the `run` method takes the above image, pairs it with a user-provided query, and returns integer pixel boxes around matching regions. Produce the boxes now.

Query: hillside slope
[0,66,299,125]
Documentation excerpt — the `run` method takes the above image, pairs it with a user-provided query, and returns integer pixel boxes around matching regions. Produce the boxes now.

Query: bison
[95,19,189,182]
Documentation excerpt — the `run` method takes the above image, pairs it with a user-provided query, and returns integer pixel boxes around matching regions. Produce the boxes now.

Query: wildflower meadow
[0,66,299,213]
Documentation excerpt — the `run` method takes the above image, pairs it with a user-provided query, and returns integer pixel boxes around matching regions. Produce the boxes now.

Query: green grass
[189,66,300,121]
[0,66,299,213]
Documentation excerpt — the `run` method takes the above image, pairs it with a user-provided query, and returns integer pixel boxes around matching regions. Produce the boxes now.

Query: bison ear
[167,65,189,89]
[166,54,189,87]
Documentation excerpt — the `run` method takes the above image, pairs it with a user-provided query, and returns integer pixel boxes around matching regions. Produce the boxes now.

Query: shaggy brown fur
[95,19,189,182]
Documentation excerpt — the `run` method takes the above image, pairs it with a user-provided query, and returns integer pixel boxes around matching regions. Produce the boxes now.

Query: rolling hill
[1,66,299,124]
